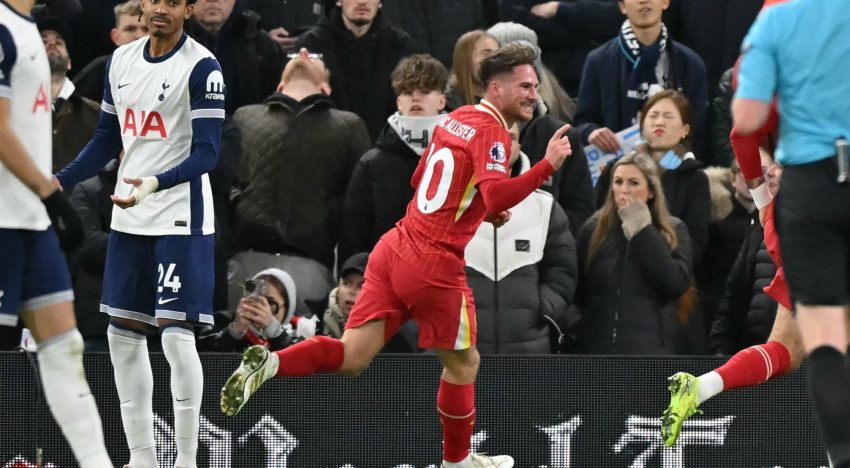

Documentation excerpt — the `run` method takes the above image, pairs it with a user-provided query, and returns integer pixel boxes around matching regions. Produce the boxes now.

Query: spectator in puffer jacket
[231,47,371,269]
[465,124,578,354]
[697,157,760,329]
[709,159,783,355]
[576,148,693,354]
[340,53,448,264]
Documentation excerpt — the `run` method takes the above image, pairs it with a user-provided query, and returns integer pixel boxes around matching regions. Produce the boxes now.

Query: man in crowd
[296,0,418,141]
[72,0,149,102]
[573,0,707,154]
[37,15,99,171]
[231,47,371,270]
[188,0,285,115]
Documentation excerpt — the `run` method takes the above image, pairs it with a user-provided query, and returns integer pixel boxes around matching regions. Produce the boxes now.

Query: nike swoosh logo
[158,297,179,305]
[117,83,132,89]
[176,397,191,402]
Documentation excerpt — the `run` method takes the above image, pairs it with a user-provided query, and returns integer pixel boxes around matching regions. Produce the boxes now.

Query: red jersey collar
[475,99,510,130]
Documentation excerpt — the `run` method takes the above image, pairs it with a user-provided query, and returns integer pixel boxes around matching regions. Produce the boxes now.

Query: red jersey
[384,100,512,273]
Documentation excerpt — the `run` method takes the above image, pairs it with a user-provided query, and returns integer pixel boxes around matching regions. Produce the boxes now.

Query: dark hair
[391,54,448,96]
[639,89,695,150]
[478,42,538,87]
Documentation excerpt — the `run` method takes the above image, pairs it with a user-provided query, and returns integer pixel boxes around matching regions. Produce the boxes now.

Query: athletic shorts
[345,239,477,350]
[0,228,73,326]
[775,157,850,306]
[100,231,214,326]
[761,202,792,310]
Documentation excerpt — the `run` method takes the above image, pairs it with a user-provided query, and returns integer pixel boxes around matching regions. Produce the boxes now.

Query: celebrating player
[220,43,572,468]
[55,0,224,466]
[0,0,113,466]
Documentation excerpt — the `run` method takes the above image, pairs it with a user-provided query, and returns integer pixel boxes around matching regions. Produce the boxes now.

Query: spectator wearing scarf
[573,0,708,158]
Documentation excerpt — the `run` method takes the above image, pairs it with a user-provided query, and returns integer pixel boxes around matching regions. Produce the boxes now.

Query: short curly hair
[391,54,448,96]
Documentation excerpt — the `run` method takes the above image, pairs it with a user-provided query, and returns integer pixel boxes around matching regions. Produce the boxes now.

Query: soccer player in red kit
[661,0,800,447]
[221,43,572,468]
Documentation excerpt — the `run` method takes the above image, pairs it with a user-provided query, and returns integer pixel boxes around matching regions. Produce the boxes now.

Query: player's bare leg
[108,316,157,468]
[159,318,203,468]
[662,304,800,446]
[221,319,386,416]
[23,303,113,468]
[437,347,513,468]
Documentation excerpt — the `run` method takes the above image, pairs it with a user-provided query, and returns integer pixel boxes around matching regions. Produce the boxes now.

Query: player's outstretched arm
[0,99,56,198]
[55,108,123,190]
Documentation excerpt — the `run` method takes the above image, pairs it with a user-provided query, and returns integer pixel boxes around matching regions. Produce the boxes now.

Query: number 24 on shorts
[157,263,182,293]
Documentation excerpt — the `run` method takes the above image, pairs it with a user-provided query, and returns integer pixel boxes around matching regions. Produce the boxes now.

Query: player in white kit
[56,0,225,466]
[0,0,113,466]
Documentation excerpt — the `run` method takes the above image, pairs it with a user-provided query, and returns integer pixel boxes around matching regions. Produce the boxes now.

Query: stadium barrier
[0,353,827,467]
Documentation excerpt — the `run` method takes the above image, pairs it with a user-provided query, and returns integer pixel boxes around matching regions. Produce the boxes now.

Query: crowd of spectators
[5,0,775,357]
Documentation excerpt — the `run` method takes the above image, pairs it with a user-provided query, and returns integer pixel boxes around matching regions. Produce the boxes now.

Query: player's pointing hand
[111,176,159,209]
[544,123,573,171]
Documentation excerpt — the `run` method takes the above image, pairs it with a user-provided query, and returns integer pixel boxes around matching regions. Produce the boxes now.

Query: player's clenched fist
[543,123,573,171]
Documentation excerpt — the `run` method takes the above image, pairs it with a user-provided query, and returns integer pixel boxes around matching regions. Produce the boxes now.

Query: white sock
[108,324,158,468]
[442,455,472,468]
[162,327,203,468]
[38,329,113,468]
[697,371,725,404]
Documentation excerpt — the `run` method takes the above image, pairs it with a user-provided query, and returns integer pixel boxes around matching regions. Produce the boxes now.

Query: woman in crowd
[576,150,693,354]
[596,90,710,269]
[640,90,711,267]
[444,30,499,110]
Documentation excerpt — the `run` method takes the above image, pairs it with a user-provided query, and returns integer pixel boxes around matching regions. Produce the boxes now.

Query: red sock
[715,341,792,390]
[437,379,476,463]
[273,336,345,377]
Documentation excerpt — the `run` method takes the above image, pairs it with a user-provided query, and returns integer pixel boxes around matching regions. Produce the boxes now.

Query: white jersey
[0,3,52,230]
[104,34,224,236]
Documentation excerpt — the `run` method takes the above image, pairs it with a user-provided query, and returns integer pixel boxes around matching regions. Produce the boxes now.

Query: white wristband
[130,176,159,205]
[749,183,773,209]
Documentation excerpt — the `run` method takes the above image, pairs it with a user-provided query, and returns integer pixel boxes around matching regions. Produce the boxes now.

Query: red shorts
[345,239,477,350]
[762,201,792,310]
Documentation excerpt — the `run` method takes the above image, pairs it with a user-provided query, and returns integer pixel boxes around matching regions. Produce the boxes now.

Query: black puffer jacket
[339,123,418,264]
[521,114,595,236]
[708,223,778,355]
[295,7,418,141]
[596,157,710,269]
[575,216,692,354]
[711,68,735,167]
[188,2,285,116]
[465,155,578,354]
[232,93,372,268]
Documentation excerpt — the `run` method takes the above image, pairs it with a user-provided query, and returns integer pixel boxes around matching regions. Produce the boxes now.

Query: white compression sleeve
[108,324,158,468]
[162,327,203,468]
